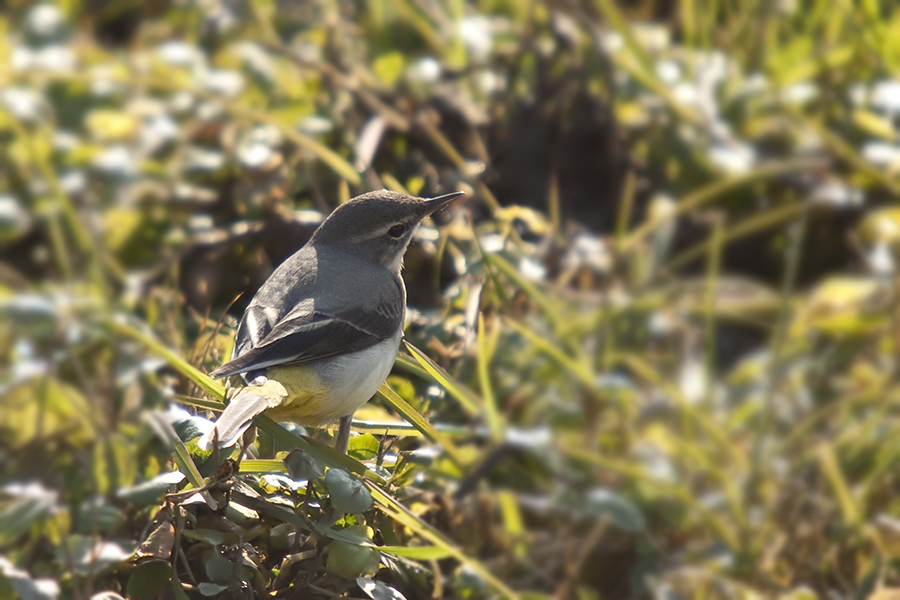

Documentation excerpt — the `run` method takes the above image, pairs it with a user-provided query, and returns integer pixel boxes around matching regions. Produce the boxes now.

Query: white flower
[563,234,611,274]
[631,22,669,52]
[138,114,179,155]
[518,257,546,281]
[599,31,623,54]
[868,243,894,276]
[809,181,864,208]
[59,170,87,195]
[155,41,203,68]
[862,142,900,167]
[672,82,700,106]
[655,60,681,84]
[679,358,706,403]
[781,81,818,105]
[409,57,441,83]
[200,69,244,97]
[89,66,124,98]
[477,69,503,94]
[233,41,276,82]
[32,45,76,72]
[183,146,225,172]
[708,142,756,174]
[93,145,138,177]
[457,16,493,61]
[298,115,333,134]
[871,80,900,114]
[237,143,273,169]
[848,83,867,107]
[0,87,48,122]
[26,3,65,38]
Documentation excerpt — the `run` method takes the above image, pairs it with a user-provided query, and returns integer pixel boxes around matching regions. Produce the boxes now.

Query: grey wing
[231,304,279,359]
[210,298,403,379]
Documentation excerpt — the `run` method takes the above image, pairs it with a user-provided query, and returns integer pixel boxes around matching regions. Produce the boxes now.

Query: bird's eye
[388,224,406,238]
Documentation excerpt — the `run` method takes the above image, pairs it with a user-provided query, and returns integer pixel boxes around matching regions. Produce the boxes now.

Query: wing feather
[210,312,391,378]
[211,247,405,379]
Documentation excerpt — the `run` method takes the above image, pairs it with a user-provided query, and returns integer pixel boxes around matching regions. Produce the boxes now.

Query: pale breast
[266,331,402,427]
[312,331,403,424]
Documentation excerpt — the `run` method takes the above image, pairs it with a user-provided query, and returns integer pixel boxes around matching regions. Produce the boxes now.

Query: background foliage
[3,0,900,598]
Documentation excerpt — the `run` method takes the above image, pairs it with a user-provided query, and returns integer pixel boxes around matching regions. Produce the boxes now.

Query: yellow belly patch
[225,365,334,426]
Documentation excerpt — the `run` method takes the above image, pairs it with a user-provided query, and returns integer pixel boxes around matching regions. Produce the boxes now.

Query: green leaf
[182,529,235,546]
[117,472,186,506]
[585,489,646,533]
[74,503,123,535]
[268,523,298,551]
[198,583,230,596]
[357,577,408,600]
[0,488,58,546]
[852,108,896,140]
[93,434,137,496]
[283,448,325,481]
[348,434,380,462]
[203,549,234,584]
[126,560,170,600]
[1,378,98,447]
[373,52,405,87]
[325,469,374,514]
[327,540,380,579]
[56,536,131,575]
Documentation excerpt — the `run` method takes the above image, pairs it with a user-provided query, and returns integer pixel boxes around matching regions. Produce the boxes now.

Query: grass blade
[485,253,559,329]
[402,342,482,416]
[375,545,453,560]
[502,316,594,388]
[376,383,468,467]
[110,318,225,401]
[143,412,217,510]
[619,158,825,254]
[254,416,371,477]
[477,314,503,442]
[367,482,520,599]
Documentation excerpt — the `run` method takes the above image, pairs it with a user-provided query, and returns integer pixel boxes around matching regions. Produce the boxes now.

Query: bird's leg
[335,415,353,454]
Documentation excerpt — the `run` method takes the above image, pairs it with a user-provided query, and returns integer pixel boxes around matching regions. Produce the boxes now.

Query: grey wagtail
[198,189,465,452]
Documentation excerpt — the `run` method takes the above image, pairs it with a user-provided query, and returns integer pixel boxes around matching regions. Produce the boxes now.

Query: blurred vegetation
[4,0,900,598]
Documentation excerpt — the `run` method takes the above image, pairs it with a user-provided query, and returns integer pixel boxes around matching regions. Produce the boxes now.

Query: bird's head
[310,190,465,272]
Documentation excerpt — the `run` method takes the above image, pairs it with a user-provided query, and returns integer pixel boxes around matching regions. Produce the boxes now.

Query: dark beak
[423,191,466,215]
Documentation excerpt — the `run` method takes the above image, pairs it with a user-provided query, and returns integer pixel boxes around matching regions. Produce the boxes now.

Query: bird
[198,189,465,453]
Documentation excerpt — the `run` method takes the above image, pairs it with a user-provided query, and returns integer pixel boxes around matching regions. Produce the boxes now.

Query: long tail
[198,381,287,449]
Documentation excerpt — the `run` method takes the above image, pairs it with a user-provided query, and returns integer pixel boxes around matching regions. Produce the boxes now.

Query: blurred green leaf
[373,52,405,87]
[584,489,646,533]
[127,560,170,600]
[325,469,374,514]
